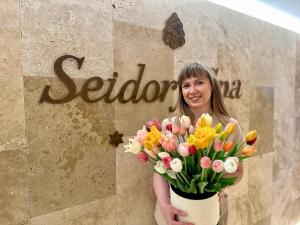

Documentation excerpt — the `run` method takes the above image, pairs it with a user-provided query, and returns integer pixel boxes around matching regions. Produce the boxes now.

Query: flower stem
[179,172,190,185]
[211,172,216,183]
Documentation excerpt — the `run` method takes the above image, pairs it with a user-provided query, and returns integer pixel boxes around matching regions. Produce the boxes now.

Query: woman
[153,62,243,225]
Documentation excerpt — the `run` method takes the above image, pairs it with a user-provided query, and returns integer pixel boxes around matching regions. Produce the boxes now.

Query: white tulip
[167,170,177,179]
[155,161,167,174]
[124,138,142,154]
[224,157,239,173]
[170,158,183,173]
[158,152,170,159]
[180,115,191,129]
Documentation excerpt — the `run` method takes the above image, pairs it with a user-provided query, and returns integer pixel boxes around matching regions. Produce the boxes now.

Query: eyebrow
[182,78,205,84]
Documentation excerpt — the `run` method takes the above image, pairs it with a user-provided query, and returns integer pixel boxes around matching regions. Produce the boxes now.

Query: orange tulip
[223,142,234,152]
[246,130,257,145]
[241,145,256,157]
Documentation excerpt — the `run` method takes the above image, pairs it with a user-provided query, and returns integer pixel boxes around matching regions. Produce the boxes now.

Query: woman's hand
[160,202,194,225]
[218,190,227,202]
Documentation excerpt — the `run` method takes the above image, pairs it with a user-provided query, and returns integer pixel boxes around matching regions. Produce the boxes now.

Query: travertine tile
[273,117,295,181]
[21,0,113,79]
[24,76,116,217]
[113,21,174,136]
[173,1,222,76]
[249,87,274,155]
[0,0,26,152]
[227,195,249,225]
[248,152,273,224]
[253,215,271,225]
[116,137,157,225]
[271,177,292,225]
[288,197,300,225]
[291,159,300,201]
[0,150,29,225]
[113,0,176,30]
[31,195,117,225]
[295,34,300,88]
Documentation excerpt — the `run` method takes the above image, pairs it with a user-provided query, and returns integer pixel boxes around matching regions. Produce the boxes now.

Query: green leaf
[219,176,238,186]
[189,179,197,194]
[227,144,239,157]
[198,181,208,193]
[184,156,196,176]
[238,156,248,161]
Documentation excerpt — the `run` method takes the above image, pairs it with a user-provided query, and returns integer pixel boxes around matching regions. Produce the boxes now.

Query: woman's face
[181,75,212,111]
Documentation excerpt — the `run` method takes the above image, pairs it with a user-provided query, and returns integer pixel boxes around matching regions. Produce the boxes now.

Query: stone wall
[0,0,299,224]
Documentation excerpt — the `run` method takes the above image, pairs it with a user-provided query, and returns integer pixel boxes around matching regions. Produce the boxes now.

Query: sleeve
[228,118,244,143]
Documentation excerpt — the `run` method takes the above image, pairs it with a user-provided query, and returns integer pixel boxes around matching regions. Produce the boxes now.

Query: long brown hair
[177,62,231,125]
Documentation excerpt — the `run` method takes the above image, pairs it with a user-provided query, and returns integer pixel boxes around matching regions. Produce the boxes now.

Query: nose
[189,84,197,94]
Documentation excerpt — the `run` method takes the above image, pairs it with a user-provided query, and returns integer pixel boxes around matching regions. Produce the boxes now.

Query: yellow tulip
[219,131,228,141]
[226,122,236,134]
[192,126,216,149]
[197,113,213,128]
[246,130,257,145]
[143,126,162,150]
[215,122,223,133]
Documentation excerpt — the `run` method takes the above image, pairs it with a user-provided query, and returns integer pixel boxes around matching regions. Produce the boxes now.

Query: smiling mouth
[189,96,201,102]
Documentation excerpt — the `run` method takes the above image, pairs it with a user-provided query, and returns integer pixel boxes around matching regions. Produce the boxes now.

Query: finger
[171,207,187,216]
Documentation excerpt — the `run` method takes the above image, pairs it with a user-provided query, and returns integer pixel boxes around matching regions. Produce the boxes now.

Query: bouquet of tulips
[125,114,257,194]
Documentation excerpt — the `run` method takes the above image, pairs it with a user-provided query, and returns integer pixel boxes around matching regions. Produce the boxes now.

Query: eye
[182,83,190,89]
[196,81,203,85]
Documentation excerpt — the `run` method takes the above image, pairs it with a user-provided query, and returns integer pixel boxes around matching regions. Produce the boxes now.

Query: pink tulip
[213,138,223,152]
[152,146,160,154]
[147,119,162,131]
[178,143,189,157]
[212,160,224,173]
[162,156,173,169]
[137,152,148,163]
[178,125,186,136]
[172,124,180,135]
[189,125,195,134]
[160,132,177,152]
[135,126,148,144]
[200,156,211,169]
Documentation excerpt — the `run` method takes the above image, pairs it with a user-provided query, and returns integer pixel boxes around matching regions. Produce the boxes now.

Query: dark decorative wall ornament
[163,12,185,49]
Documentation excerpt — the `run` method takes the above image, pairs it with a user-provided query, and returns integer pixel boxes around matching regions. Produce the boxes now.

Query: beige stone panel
[217,10,253,131]
[217,9,254,83]
[0,0,26,152]
[249,87,274,155]
[296,35,300,88]
[113,21,175,136]
[113,0,176,30]
[24,76,116,217]
[270,177,292,225]
[227,195,249,225]
[287,197,300,225]
[31,195,117,225]
[21,0,113,79]
[0,150,29,225]
[296,88,300,117]
[291,160,300,201]
[271,25,296,121]
[273,117,295,181]
[173,1,222,77]
[253,215,271,225]
[116,138,157,225]
[248,152,273,224]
